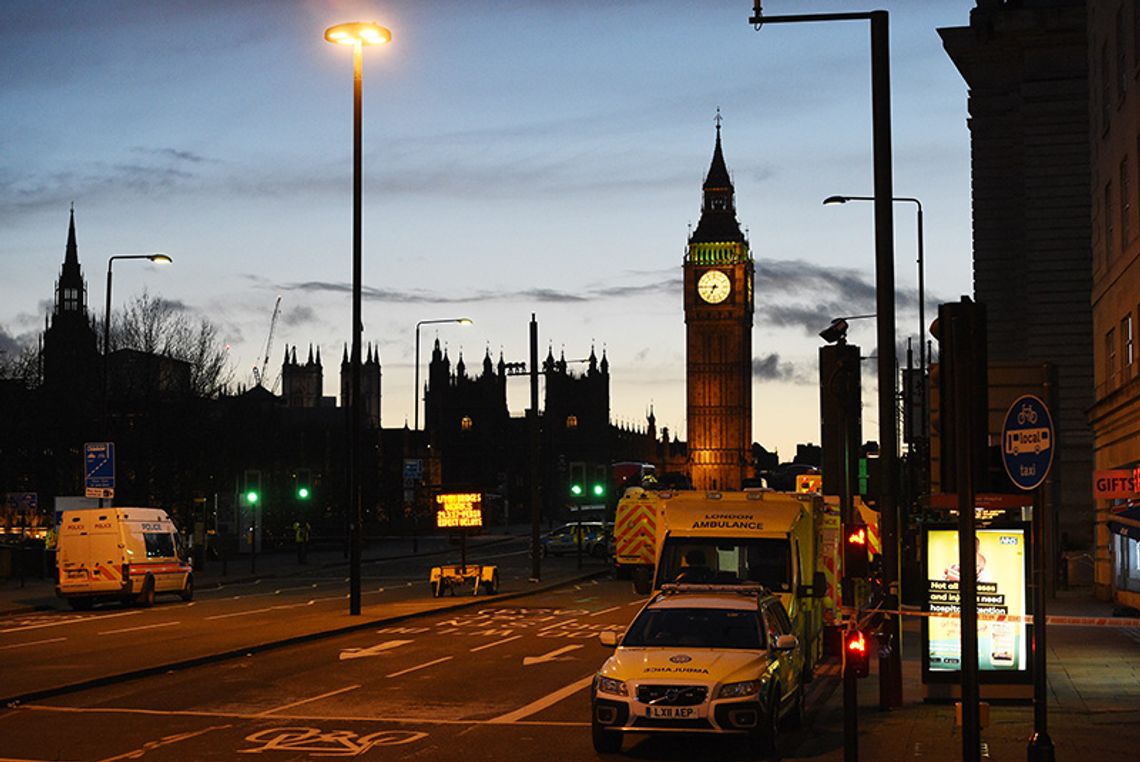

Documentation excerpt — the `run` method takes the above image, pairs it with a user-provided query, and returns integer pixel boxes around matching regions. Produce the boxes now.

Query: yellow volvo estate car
[591,584,804,755]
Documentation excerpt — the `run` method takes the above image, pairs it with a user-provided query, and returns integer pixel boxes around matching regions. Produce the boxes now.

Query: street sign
[403,459,423,483]
[1000,395,1054,491]
[84,442,115,499]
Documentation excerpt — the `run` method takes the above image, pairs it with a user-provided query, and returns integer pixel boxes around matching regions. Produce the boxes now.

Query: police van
[56,507,193,609]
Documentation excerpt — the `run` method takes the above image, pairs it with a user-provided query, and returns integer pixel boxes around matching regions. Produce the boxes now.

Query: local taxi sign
[436,492,483,528]
[1001,395,1054,491]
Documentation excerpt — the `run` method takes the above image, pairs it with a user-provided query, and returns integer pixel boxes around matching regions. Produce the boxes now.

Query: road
[0,568,838,761]
[0,537,605,701]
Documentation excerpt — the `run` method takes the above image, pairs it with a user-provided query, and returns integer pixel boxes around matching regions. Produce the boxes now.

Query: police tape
[840,606,1140,629]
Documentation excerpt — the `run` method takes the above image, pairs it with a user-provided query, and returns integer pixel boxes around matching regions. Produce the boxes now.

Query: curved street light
[325,19,391,617]
[414,317,473,433]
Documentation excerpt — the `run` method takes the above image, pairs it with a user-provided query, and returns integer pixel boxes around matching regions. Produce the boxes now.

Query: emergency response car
[590,584,803,755]
[56,507,192,609]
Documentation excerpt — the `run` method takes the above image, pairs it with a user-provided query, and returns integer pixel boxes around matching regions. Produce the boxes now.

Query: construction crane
[252,295,282,388]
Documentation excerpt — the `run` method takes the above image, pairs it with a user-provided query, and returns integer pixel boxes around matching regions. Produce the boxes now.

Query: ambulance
[616,489,834,680]
[56,507,193,609]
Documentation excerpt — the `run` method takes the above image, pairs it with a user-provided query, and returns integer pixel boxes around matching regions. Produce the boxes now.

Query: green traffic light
[297,487,311,500]
[592,484,605,497]
[245,490,260,505]
[570,484,583,497]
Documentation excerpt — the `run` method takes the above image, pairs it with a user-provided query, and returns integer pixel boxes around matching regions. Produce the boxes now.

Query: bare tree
[0,341,39,388]
[111,291,234,397]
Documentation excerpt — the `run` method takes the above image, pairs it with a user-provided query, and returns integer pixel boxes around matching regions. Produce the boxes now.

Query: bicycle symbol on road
[240,727,427,757]
[1016,403,1039,425]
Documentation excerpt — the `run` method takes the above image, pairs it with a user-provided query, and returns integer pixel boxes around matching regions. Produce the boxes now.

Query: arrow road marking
[523,644,583,666]
[338,639,413,661]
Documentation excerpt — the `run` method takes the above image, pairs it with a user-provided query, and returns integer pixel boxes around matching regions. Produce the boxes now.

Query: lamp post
[414,318,473,433]
[103,253,173,409]
[823,195,925,386]
[749,2,903,715]
[325,20,391,617]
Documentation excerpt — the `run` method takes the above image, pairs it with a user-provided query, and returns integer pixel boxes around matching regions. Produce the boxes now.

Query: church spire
[55,204,87,316]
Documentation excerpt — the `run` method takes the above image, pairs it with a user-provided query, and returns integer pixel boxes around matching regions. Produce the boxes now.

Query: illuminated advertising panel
[435,492,483,529]
[926,528,1027,673]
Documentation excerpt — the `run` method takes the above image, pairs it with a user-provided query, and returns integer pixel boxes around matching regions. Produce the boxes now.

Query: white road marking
[386,656,453,678]
[487,674,595,723]
[21,703,590,727]
[95,723,232,762]
[256,684,361,716]
[339,640,413,661]
[204,601,315,620]
[0,609,143,634]
[522,644,583,666]
[99,620,181,636]
[0,636,66,650]
[469,635,522,652]
[587,606,621,617]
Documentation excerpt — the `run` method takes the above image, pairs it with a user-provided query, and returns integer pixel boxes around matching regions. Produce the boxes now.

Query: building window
[1123,157,1132,244]
[565,415,578,429]
[1118,6,1127,101]
[1103,180,1112,263]
[1107,327,1118,388]
[460,415,473,431]
[1125,314,1135,370]
[1102,41,1111,132]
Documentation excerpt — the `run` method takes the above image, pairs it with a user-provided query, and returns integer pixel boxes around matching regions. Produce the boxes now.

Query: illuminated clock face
[697,269,731,304]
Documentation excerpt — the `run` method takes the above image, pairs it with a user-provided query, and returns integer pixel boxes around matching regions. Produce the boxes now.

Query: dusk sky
[0,0,975,459]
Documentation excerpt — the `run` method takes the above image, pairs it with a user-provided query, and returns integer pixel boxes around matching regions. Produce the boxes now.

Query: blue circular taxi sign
[1001,395,1054,491]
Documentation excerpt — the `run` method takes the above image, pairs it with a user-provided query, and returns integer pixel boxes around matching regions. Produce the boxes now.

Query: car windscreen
[622,607,764,650]
[657,537,792,592]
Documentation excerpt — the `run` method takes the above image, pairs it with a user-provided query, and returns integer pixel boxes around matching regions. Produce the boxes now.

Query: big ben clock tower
[684,116,754,491]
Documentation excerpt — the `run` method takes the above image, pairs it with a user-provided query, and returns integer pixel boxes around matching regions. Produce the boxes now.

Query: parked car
[590,583,804,754]
[541,521,612,558]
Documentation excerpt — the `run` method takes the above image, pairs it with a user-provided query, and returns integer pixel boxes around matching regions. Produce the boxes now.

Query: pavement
[800,588,1140,761]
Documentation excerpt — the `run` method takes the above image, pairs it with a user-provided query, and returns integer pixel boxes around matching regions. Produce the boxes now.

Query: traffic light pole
[844,664,859,762]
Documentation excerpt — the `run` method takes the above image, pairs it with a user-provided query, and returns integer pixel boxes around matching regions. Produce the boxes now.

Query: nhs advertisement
[926,528,1027,673]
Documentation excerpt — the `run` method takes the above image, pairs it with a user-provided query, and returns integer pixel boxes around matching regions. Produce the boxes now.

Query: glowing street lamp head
[148,253,173,265]
[324,22,391,47]
[458,318,473,326]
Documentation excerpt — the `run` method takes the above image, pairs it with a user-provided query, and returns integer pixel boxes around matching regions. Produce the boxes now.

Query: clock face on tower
[697,269,731,304]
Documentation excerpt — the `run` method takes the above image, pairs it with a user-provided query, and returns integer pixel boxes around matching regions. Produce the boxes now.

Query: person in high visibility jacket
[43,525,58,579]
[293,521,311,564]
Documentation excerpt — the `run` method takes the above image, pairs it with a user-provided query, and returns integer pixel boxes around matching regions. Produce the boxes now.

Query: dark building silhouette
[684,117,755,490]
[41,207,99,406]
[940,1,1094,553]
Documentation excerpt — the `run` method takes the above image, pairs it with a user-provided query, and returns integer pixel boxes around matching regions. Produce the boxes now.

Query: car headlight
[717,680,761,698]
[595,674,628,697]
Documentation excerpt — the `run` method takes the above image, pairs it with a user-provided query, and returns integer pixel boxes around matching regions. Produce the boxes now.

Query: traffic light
[844,629,870,678]
[844,522,870,579]
[570,483,584,498]
[294,468,312,501]
[591,482,605,499]
[930,297,988,493]
[242,469,261,506]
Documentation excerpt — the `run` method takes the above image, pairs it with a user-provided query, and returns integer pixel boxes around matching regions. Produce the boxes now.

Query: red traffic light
[847,526,867,545]
[844,522,870,579]
[844,629,870,678]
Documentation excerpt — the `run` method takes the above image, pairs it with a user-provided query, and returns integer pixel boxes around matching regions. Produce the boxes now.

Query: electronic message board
[435,492,483,529]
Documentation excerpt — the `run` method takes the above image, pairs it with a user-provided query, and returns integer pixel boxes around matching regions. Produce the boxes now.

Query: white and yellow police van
[56,507,193,609]
[591,583,804,755]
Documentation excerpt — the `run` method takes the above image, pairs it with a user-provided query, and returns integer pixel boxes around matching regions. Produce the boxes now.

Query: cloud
[752,353,802,382]
[281,304,318,328]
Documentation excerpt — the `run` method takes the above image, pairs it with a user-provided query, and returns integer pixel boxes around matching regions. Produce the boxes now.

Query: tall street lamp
[103,253,173,408]
[325,20,391,617]
[414,318,473,433]
[749,2,903,714]
[823,195,925,382]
